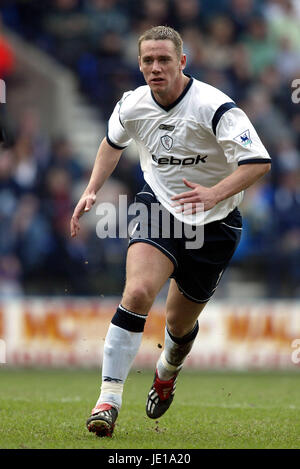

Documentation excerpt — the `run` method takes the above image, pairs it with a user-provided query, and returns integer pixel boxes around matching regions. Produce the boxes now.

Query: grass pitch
[0,368,300,449]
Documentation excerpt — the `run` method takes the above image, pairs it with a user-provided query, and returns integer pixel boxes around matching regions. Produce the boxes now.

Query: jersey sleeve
[214,106,271,165]
[106,93,133,150]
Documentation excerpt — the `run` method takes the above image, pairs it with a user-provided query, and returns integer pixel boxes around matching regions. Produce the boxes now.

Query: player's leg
[157,209,242,383]
[146,280,206,419]
[100,242,174,402]
[160,279,206,375]
[121,242,174,314]
[87,242,174,436]
[146,209,242,419]
[165,279,206,337]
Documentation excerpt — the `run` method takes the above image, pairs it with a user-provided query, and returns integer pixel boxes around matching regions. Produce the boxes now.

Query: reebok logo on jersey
[152,154,208,166]
[159,124,175,131]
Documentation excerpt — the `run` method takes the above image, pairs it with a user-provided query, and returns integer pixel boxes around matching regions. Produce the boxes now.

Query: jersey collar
[150,74,193,112]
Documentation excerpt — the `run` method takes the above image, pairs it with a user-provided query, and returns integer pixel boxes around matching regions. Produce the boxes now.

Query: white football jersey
[107,76,271,225]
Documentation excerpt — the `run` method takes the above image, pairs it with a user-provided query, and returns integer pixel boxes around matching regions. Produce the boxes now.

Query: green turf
[0,368,300,449]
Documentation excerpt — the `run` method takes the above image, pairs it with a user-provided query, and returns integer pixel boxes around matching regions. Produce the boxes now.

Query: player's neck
[152,74,190,108]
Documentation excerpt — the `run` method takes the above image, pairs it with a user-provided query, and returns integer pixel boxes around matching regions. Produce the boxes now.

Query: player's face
[138,40,186,103]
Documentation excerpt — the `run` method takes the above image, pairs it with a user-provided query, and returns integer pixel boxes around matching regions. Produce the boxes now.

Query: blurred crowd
[0,0,300,298]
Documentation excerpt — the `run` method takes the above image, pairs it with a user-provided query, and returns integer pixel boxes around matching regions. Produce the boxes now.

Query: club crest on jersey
[234,129,252,147]
[161,135,173,151]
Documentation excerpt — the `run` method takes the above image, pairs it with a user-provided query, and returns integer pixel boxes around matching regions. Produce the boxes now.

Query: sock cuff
[101,380,124,396]
[160,350,183,372]
[111,304,147,332]
[166,320,199,345]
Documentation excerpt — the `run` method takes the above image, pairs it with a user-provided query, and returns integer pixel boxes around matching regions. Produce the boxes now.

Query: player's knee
[166,315,196,338]
[167,324,188,338]
[123,282,157,311]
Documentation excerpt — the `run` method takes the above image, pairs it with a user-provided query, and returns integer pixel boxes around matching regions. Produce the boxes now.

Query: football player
[71,26,271,437]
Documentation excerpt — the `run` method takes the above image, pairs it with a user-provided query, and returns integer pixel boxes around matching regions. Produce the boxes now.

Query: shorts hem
[176,281,212,304]
[128,238,178,273]
[136,191,155,198]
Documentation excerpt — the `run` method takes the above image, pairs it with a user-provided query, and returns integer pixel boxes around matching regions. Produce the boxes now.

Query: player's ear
[138,56,142,72]
[180,54,187,71]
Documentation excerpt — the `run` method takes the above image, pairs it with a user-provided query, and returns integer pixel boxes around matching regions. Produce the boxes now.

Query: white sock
[97,305,147,411]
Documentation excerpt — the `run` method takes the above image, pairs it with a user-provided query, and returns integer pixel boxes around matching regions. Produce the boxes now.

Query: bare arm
[70,137,123,237]
[171,163,271,213]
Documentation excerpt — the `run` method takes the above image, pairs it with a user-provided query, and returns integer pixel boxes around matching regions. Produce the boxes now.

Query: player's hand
[171,178,217,214]
[70,193,96,237]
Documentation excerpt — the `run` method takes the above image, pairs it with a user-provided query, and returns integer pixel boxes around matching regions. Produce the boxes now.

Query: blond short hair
[138,26,183,59]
